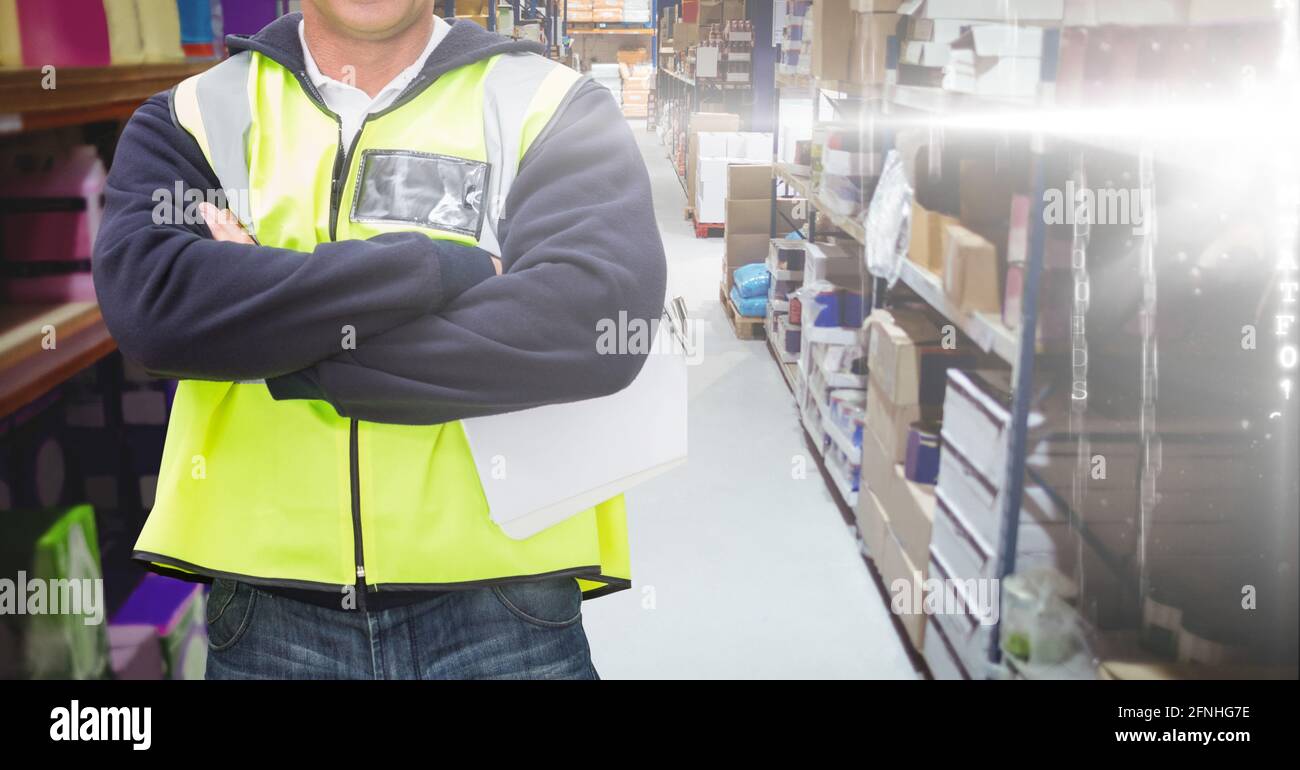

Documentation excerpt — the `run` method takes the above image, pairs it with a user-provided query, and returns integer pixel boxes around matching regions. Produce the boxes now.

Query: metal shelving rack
[765,1,1300,675]
[766,25,1052,676]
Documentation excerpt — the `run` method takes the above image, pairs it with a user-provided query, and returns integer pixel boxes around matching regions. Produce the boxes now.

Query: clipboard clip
[661,296,693,358]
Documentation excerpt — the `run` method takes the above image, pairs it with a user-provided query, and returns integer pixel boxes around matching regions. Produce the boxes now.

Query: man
[92,1,666,679]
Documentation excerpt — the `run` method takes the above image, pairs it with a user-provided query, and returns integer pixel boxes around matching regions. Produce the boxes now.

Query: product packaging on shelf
[0,504,109,680]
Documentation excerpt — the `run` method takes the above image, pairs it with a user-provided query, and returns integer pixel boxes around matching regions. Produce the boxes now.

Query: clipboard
[461,299,690,539]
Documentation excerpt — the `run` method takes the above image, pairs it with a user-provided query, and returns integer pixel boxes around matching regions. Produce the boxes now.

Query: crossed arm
[92,82,667,425]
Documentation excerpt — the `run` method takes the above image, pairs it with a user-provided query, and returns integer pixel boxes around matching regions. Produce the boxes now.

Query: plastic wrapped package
[1000,568,1089,667]
[863,149,913,288]
[729,286,767,318]
[732,262,771,299]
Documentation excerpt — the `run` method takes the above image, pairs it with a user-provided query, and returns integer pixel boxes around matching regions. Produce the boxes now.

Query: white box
[744,131,773,161]
[697,130,730,159]
[696,45,721,78]
[725,132,749,158]
[695,157,731,223]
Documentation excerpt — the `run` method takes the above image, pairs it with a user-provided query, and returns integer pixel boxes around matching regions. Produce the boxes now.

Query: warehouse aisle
[580,121,921,679]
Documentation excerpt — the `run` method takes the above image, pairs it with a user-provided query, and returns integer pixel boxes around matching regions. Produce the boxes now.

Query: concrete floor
[581,121,921,679]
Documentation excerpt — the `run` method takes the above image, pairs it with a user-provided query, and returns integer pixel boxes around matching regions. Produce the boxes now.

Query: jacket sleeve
[92,94,496,382]
[265,81,668,424]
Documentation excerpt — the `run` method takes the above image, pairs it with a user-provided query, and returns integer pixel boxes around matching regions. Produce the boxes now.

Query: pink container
[0,146,106,302]
[15,0,112,68]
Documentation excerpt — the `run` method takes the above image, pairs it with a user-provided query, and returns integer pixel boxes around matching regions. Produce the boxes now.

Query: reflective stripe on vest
[172,52,256,233]
[148,49,630,599]
[172,51,583,248]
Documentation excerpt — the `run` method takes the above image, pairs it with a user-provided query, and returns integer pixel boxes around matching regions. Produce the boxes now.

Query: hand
[198,202,255,244]
[491,256,503,275]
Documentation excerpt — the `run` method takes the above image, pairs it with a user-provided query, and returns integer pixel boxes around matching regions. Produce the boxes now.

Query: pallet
[720,282,766,341]
[694,220,725,238]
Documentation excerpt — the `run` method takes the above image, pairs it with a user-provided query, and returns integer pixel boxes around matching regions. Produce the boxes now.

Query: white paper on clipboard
[461,303,690,540]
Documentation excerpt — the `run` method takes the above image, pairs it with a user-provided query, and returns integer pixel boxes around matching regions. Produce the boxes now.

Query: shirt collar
[298,16,448,98]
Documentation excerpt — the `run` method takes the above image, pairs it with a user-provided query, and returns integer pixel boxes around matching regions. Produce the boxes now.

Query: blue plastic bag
[733,262,771,299]
[730,286,767,318]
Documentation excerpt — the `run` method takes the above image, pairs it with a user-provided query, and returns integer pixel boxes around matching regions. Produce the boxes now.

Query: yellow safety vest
[135,48,630,600]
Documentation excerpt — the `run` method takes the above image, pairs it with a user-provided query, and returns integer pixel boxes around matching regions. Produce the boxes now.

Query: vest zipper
[300,65,442,607]
[326,114,374,608]
[349,418,367,612]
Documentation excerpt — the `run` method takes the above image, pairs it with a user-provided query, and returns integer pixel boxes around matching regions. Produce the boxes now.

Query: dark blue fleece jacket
[93,16,666,426]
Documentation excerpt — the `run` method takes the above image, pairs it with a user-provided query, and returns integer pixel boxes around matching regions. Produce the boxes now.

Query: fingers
[198,202,256,244]
[491,256,503,275]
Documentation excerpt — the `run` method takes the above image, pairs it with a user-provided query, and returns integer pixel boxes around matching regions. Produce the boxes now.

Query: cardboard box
[686,113,742,207]
[855,486,891,560]
[942,222,1000,314]
[698,0,724,25]
[858,468,934,658]
[811,0,855,82]
[865,307,940,406]
[725,198,806,236]
[907,201,954,274]
[727,163,773,200]
[861,420,936,568]
[593,8,624,22]
[804,239,861,288]
[674,20,700,48]
[878,520,927,650]
[725,199,772,235]
[866,375,932,465]
[724,233,772,273]
[848,12,901,85]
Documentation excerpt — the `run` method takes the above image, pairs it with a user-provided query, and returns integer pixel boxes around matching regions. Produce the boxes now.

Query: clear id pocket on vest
[350,150,491,239]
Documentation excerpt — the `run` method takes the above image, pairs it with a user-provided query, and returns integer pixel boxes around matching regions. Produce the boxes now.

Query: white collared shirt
[298,16,450,149]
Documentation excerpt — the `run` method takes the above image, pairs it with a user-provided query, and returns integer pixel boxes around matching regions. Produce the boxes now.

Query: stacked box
[620,61,653,117]
[694,131,773,223]
[567,1,594,22]
[623,0,651,23]
[592,0,624,23]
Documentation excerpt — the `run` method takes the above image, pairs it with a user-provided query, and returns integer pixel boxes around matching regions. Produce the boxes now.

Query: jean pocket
[491,577,582,629]
[206,579,257,651]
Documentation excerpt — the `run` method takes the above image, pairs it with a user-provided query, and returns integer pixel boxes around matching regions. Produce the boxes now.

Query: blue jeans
[204,577,599,680]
